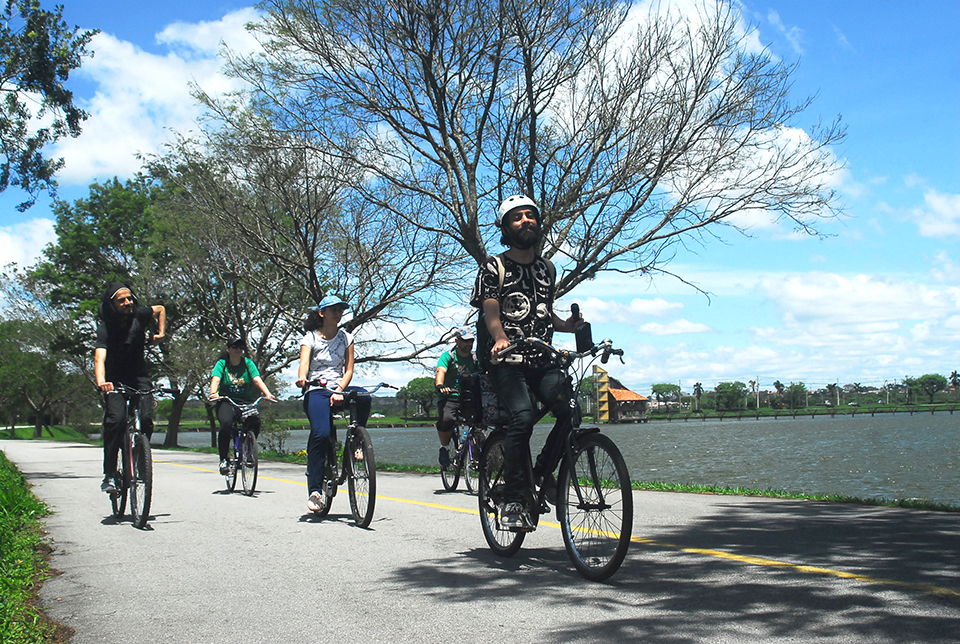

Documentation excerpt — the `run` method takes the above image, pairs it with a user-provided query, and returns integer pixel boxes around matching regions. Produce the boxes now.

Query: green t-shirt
[212,357,261,401]
[436,348,477,402]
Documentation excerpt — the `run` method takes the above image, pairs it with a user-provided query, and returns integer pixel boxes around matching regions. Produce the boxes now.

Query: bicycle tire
[129,433,153,529]
[313,446,336,518]
[477,430,524,556]
[225,450,237,491]
[347,426,376,527]
[241,431,259,496]
[463,429,482,495]
[110,446,128,518]
[440,431,461,492]
[557,432,633,581]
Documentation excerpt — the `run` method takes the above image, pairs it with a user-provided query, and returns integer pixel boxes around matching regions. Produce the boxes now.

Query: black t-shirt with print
[471,253,555,366]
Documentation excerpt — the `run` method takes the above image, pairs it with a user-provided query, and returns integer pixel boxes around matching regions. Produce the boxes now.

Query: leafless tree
[217,0,843,300]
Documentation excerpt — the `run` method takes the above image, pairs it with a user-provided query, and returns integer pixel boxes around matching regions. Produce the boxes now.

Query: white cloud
[52,9,262,186]
[0,218,55,270]
[913,190,960,238]
[767,10,804,55]
[639,319,712,335]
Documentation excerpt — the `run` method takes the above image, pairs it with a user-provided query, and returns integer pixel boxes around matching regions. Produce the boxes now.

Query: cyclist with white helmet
[470,195,582,530]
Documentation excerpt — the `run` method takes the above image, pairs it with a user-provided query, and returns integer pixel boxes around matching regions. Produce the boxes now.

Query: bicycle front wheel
[347,426,376,527]
[477,430,524,556]
[557,432,633,581]
[241,431,259,496]
[440,433,461,492]
[110,448,128,518]
[225,450,237,491]
[129,433,153,529]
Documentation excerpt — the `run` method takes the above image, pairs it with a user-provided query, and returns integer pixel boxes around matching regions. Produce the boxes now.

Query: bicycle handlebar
[303,380,398,397]
[110,384,179,397]
[491,336,624,366]
[216,395,272,408]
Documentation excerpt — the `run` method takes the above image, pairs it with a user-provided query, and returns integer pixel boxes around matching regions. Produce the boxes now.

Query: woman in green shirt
[209,338,275,474]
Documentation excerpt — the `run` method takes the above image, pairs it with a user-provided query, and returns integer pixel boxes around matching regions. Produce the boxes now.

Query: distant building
[607,378,648,422]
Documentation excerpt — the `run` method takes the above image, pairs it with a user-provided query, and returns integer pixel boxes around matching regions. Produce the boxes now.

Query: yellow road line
[156,459,960,597]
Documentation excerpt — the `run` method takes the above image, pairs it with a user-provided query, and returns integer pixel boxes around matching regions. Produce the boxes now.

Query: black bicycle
[441,412,486,495]
[305,381,396,527]
[477,336,633,581]
[217,396,267,496]
[107,384,176,529]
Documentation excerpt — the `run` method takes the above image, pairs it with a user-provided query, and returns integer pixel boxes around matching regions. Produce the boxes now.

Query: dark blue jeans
[303,387,371,494]
[488,364,572,505]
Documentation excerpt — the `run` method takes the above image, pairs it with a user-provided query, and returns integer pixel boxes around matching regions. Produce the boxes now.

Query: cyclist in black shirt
[471,195,581,529]
[94,282,166,493]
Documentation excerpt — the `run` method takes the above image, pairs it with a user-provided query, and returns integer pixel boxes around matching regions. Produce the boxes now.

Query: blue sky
[1,1,958,397]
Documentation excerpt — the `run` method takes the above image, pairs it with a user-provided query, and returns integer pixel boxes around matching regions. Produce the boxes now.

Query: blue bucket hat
[318,295,350,311]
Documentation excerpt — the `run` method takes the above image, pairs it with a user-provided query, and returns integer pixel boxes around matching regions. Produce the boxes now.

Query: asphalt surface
[4,439,960,643]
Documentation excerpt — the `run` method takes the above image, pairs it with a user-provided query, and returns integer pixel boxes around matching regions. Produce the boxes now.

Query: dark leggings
[488,364,572,505]
[216,401,262,461]
[102,376,154,475]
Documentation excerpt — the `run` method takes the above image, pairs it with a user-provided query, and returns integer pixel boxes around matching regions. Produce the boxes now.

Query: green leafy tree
[0,319,90,437]
[916,374,947,404]
[714,381,748,412]
[651,383,681,407]
[783,382,806,410]
[398,377,436,419]
[1,0,97,209]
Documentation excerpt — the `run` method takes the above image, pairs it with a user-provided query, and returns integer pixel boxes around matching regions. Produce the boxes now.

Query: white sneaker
[307,491,324,513]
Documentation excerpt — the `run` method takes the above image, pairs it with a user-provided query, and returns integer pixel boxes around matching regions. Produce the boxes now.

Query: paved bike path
[4,439,960,643]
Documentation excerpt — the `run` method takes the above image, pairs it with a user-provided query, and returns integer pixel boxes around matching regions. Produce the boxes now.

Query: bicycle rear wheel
[557,432,633,581]
[129,433,153,529]
[347,426,376,527]
[477,430,524,556]
[440,432,461,492]
[463,428,483,495]
[241,431,259,496]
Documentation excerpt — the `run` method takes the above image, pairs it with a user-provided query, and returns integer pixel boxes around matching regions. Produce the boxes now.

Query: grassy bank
[0,452,71,643]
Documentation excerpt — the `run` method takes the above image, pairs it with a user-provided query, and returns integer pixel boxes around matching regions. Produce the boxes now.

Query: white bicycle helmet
[496,195,540,226]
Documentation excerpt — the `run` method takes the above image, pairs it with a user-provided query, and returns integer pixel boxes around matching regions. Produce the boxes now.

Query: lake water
[156,411,960,505]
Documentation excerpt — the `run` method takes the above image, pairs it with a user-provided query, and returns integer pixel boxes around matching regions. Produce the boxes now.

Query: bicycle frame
[217,396,264,495]
[303,380,396,527]
[477,335,633,581]
[108,384,176,528]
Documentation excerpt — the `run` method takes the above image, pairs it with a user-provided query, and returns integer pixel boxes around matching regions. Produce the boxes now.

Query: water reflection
[156,411,959,505]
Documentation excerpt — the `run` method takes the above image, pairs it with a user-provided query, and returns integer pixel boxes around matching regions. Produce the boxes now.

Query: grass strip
[0,450,72,643]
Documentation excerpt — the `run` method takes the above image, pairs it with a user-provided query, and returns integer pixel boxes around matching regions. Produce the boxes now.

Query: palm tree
[693,382,703,412]
[950,371,959,400]
[773,380,785,408]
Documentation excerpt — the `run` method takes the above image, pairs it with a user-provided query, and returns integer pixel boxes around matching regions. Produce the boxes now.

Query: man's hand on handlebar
[98,381,114,393]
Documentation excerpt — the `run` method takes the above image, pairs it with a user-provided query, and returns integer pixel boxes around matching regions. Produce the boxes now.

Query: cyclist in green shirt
[209,337,275,474]
[435,327,477,467]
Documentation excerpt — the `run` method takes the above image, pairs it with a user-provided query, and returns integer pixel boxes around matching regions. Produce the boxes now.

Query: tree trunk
[205,400,218,448]
[162,391,191,448]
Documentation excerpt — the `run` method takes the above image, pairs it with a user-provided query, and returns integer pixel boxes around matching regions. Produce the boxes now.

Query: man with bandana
[94,282,166,493]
